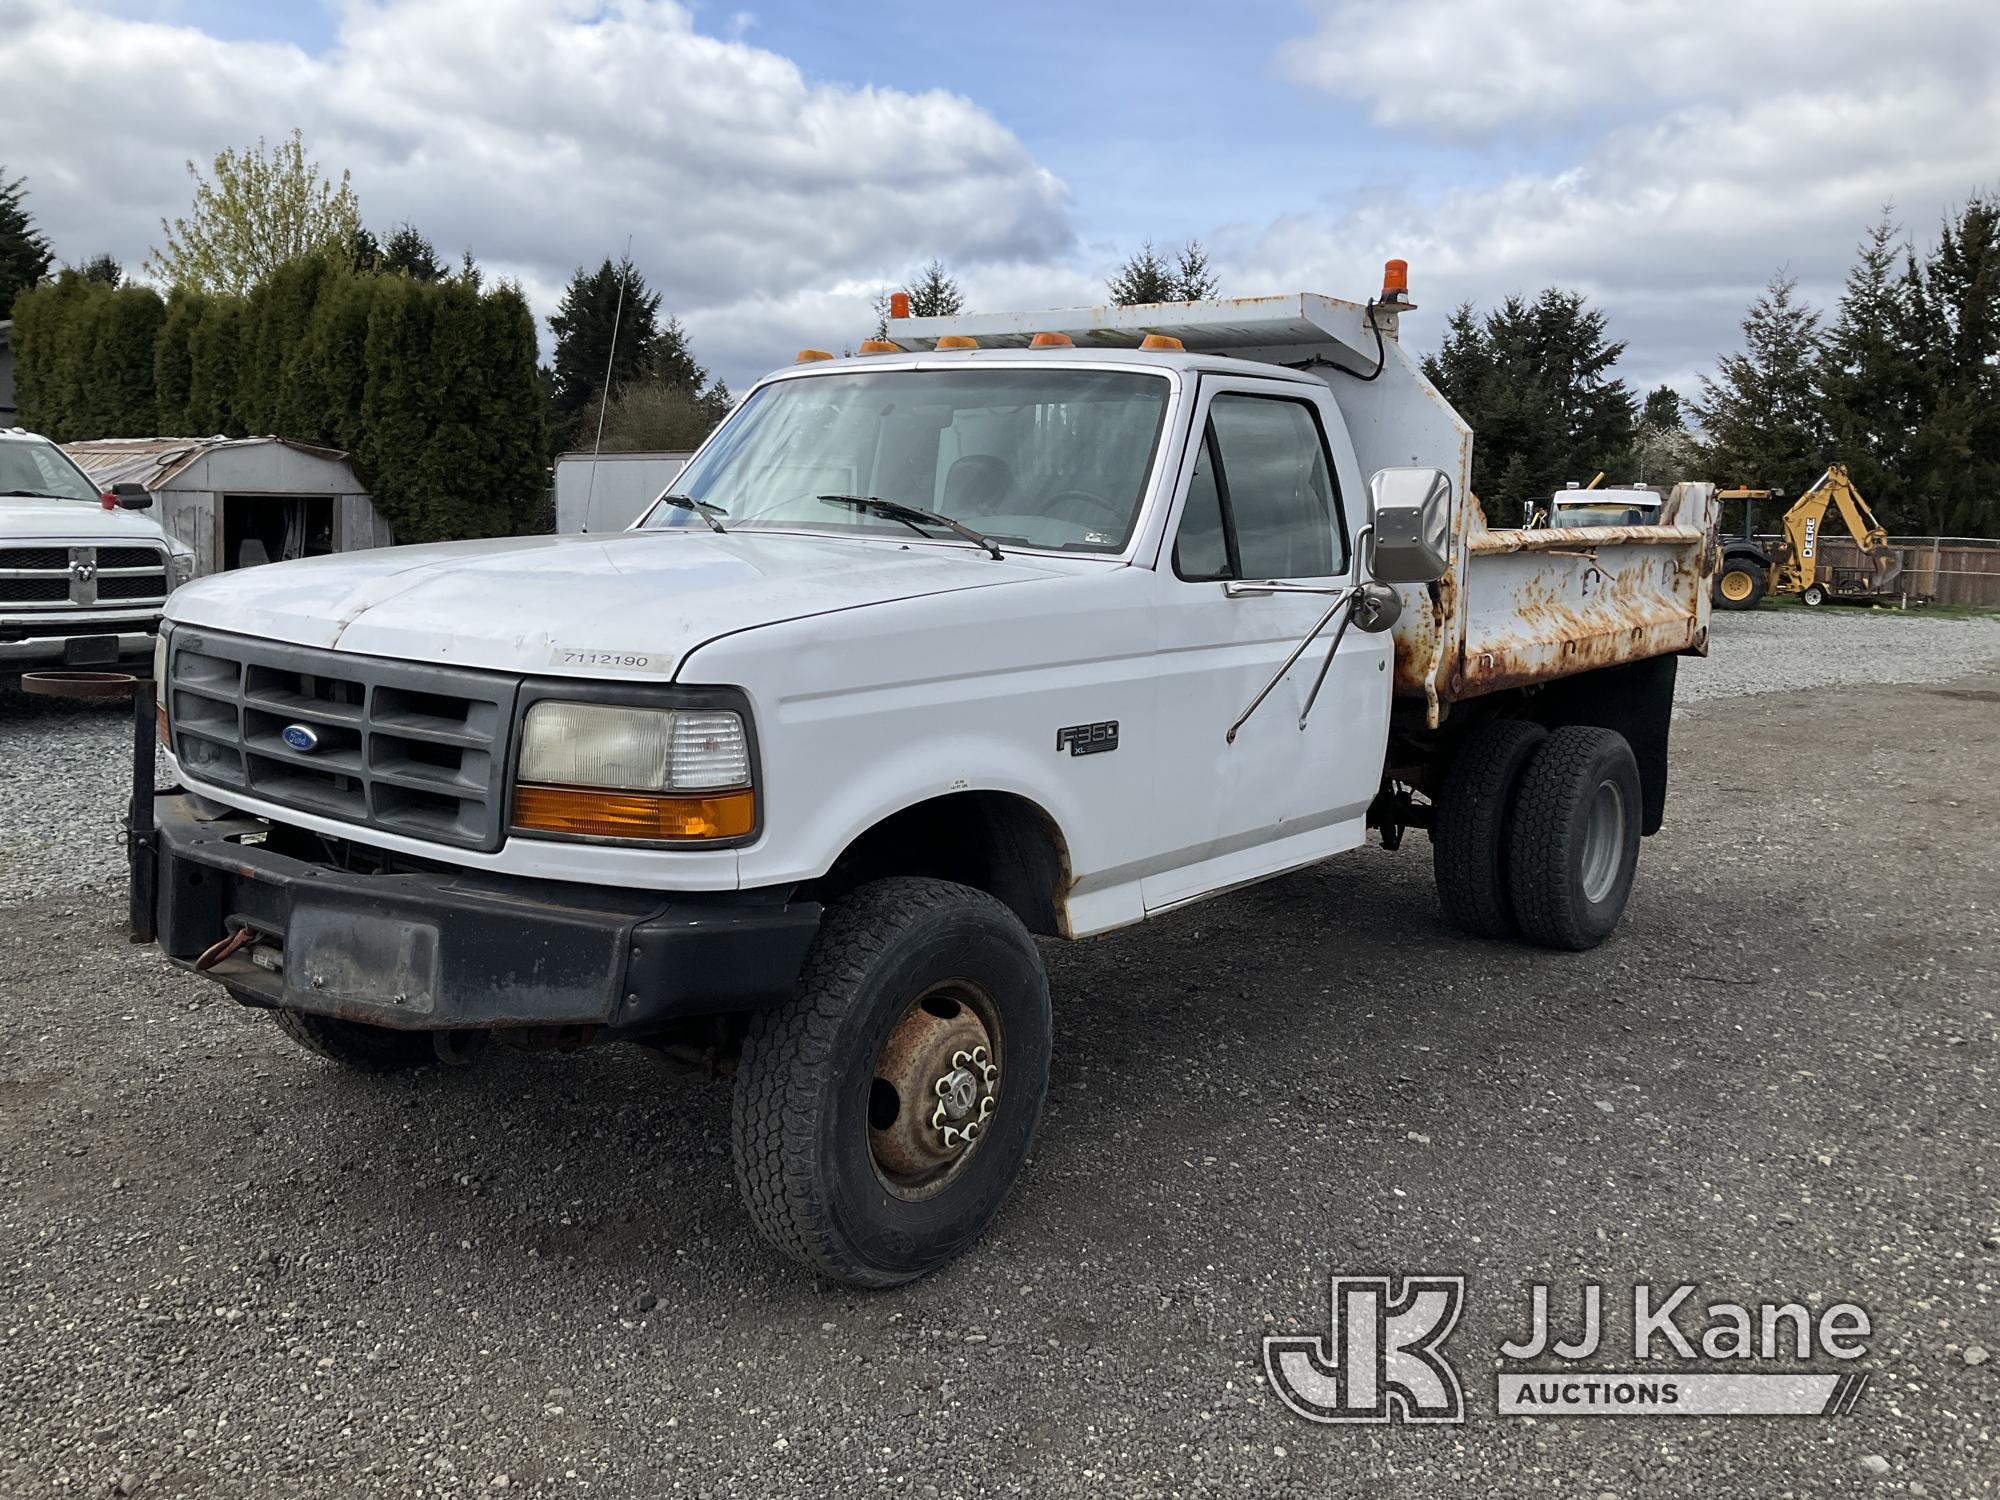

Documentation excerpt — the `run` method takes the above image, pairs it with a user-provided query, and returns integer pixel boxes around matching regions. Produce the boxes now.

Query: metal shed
[61,436,391,578]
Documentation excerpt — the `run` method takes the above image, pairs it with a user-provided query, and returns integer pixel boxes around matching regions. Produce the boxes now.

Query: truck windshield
[0,439,101,503]
[645,367,1171,553]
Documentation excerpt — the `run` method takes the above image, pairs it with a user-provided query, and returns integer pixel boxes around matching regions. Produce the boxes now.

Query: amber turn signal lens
[512,784,755,842]
[156,703,170,746]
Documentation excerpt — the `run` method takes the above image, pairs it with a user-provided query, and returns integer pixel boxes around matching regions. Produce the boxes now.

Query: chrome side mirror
[1366,467,1453,584]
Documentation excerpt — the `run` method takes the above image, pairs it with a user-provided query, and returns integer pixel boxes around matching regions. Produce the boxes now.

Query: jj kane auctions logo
[1265,1277,1873,1424]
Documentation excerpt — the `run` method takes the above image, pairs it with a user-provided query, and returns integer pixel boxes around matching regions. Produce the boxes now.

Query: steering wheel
[1039,489,1125,529]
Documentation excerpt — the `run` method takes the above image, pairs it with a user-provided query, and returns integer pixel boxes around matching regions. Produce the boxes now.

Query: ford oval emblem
[281,723,321,753]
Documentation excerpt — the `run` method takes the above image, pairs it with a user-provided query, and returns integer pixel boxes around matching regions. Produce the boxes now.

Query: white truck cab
[140,281,1718,1285]
[1,427,195,677]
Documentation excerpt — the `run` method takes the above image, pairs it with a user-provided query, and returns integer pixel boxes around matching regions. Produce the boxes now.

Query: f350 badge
[1055,721,1118,756]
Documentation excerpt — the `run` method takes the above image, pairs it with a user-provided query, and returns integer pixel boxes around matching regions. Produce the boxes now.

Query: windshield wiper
[815,494,1004,560]
[651,493,728,533]
[1,488,66,499]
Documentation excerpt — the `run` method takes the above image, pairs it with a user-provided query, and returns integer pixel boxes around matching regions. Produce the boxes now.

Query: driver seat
[942,454,1013,518]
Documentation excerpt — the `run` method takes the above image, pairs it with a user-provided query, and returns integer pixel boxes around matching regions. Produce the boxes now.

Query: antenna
[581,233,632,533]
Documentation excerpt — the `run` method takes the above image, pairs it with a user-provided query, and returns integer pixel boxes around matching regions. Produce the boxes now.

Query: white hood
[0,494,181,547]
[163,528,1067,679]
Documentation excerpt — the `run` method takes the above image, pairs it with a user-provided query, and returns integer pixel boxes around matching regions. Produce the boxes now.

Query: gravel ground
[1677,607,2000,705]
[1,614,1997,1498]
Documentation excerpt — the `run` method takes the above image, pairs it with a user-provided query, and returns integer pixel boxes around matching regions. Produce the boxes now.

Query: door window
[1171,394,1346,580]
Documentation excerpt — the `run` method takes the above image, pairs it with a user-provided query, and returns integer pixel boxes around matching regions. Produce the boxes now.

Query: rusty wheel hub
[868,986,1000,1190]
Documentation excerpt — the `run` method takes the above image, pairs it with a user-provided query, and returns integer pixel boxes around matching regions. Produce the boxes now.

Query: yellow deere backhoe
[1712,464,1903,609]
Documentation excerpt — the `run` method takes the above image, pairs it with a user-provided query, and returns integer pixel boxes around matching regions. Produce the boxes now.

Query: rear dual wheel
[1433,722,1642,951]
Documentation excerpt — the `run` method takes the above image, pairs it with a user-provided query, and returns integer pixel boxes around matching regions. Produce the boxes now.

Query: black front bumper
[147,791,821,1035]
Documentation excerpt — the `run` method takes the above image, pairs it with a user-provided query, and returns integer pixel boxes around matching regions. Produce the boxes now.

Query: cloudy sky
[4,0,1996,398]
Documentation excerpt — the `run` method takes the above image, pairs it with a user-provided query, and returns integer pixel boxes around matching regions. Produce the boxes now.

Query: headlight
[512,702,755,843]
[169,552,195,588]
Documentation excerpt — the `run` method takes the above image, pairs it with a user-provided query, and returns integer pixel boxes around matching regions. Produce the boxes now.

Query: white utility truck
[2,426,195,679]
[139,275,1718,1285]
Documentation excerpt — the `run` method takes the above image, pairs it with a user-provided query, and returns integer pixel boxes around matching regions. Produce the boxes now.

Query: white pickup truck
[139,279,1718,1285]
[2,427,195,679]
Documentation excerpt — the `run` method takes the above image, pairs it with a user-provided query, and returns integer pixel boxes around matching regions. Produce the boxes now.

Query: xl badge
[281,723,322,753]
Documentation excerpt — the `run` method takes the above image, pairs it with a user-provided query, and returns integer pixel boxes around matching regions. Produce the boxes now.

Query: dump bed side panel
[1423,485,1717,708]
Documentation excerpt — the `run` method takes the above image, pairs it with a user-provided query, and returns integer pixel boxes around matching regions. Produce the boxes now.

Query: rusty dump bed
[1393,482,1719,726]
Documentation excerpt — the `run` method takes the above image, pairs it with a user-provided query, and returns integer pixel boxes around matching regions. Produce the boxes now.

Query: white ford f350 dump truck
[136,275,1718,1285]
[2,427,195,679]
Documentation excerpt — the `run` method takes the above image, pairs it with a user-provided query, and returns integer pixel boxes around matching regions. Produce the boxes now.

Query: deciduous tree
[146,129,360,296]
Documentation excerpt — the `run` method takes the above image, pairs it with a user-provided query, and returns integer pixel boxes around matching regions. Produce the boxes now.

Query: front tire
[1506,726,1643,951]
[731,877,1052,1287]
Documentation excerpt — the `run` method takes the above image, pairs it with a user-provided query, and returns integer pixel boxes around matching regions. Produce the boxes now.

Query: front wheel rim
[1720,569,1755,601]
[1579,778,1628,904]
[867,981,1002,1201]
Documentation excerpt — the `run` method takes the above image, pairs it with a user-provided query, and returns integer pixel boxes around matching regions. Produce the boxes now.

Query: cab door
[1139,378,1389,913]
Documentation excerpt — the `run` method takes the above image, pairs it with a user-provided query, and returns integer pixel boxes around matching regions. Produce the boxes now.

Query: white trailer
[553,449,693,533]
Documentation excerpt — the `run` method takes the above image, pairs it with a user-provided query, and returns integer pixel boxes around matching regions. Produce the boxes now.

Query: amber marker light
[1029,332,1074,348]
[1139,334,1184,351]
[935,335,979,349]
[512,784,756,842]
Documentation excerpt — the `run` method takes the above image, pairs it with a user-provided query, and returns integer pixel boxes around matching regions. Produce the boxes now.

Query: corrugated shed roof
[61,435,351,490]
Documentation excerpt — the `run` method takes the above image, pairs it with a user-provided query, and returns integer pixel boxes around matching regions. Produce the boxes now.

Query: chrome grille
[166,629,520,851]
[0,542,168,609]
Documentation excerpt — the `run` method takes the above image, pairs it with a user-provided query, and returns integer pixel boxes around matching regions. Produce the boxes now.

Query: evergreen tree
[78,253,122,287]
[1819,214,1926,507]
[1422,289,1635,513]
[1640,385,1683,431]
[1172,241,1218,301]
[0,168,54,315]
[153,290,209,433]
[348,226,382,273]
[651,315,710,395]
[381,224,446,282]
[94,287,168,434]
[237,253,339,433]
[1107,240,1217,305]
[7,271,77,434]
[547,256,665,419]
[185,298,247,436]
[1692,271,1826,490]
[1904,195,2000,534]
